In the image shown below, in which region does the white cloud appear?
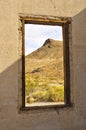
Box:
[25,24,63,55]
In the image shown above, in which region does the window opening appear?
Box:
[21,17,70,109]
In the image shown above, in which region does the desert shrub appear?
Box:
[40,81,49,90]
[26,90,48,103]
[26,75,64,103]
[49,77,57,80]
[31,91,47,102]
[27,96,35,103]
[47,86,64,102]
[25,75,41,95]
[26,86,64,103]
[33,76,40,87]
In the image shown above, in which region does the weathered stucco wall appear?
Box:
[0,0,86,130]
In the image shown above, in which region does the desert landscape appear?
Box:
[25,38,64,105]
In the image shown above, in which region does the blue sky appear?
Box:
[25,24,63,55]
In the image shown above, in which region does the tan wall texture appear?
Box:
[0,0,86,130]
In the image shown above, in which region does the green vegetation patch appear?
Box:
[25,75,64,103]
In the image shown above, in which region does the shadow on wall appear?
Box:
[0,58,22,110]
[0,58,63,130]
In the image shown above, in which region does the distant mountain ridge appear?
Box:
[26,38,63,59]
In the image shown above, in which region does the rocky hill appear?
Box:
[26,38,63,59]
[25,38,64,84]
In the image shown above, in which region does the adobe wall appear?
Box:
[0,1,86,130]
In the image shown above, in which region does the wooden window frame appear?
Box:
[20,16,71,110]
